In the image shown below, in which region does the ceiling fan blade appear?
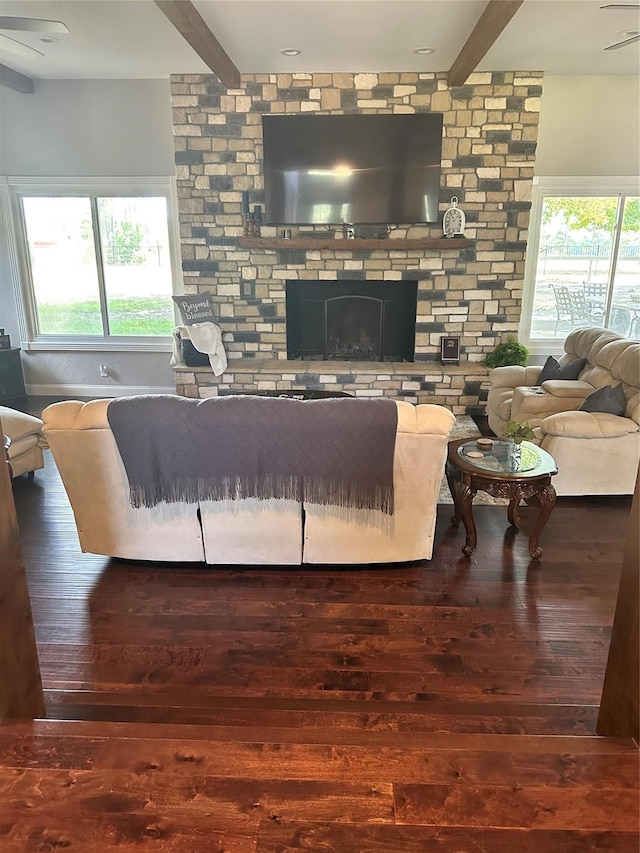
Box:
[605,33,640,49]
[0,33,44,59]
[600,4,640,8]
[0,16,69,34]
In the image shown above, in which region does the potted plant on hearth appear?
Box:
[485,336,530,368]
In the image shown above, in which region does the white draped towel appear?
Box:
[171,322,228,376]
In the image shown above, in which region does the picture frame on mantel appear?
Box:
[441,336,460,364]
[0,329,11,350]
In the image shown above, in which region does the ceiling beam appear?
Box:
[0,63,34,94]
[154,0,241,89]
[448,0,524,87]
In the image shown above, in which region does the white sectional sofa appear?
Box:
[486,328,640,496]
[42,397,455,565]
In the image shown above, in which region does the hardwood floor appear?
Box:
[1,452,637,851]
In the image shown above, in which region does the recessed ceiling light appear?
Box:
[280,48,301,56]
[414,47,435,55]
[40,36,58,44]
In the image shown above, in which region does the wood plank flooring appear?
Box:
[2,450,637,851]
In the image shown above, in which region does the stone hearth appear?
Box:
[173,359,489,415]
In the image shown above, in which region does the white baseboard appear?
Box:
[26,383,176,398]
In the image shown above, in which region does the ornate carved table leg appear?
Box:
[507,497,520,528]
[458,478,477,557]
[445,463,461,526]
[528,482,557,559]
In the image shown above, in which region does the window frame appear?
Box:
[2,176,183,352]
[519,175,640,356]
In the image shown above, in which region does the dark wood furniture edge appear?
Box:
[597,474,639,739]
[0,347,28,412]
[0,415,44,721]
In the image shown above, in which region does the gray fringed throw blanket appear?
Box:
[107,395,398,515]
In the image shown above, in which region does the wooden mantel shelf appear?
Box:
[237,237,470,251]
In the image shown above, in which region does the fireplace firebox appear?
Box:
[286,280,417,361]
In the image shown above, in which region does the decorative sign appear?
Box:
[172,294,216,326]
[441,336,460,364]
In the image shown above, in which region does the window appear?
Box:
[5,178,182,351]
[520,178,640,349]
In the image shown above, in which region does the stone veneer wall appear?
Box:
[170,70,542,413]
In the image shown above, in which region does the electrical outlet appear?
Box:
[99,364,109,378]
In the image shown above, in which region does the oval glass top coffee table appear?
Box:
[445,438,558,559]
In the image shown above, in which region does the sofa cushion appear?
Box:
[605,340,640,386]
[559,357,588,380]
[594,339,637,376]
[541,410,640,439]
[0,406,44,442]
[511,386,581,421]
[536,356,560,384]
[580,363,619,390]
[539,379,594,399]
[492,388,520,422]
[536,356,587,384]
[8,433,39,460]
[488,364,540,389]
[563,327,621,363]
[579,383,627,416]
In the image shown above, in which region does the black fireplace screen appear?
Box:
[286,280,417,361]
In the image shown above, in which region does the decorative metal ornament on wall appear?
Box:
[442,196,466,238]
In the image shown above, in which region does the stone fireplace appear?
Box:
[285,280,417,362]
[169,69,543,413]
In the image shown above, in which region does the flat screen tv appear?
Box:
[262,113,443,226]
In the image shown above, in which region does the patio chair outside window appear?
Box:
[550,284,592,333]
[583,281,607,304]
[584,280,638,336]
[583,281,607,316]
[571,289,604,324]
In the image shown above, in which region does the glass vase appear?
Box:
[508,440,522,470]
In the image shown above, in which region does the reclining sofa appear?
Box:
[487,327,640,495]
[0,405,46,478]
[42,396,455,565]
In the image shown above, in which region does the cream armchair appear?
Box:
[486,328,640,496]
[0,405,46,478]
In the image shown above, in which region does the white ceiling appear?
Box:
[0,0,639,82]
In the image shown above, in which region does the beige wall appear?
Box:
[536,76,640,176]
[0,79,175,177]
